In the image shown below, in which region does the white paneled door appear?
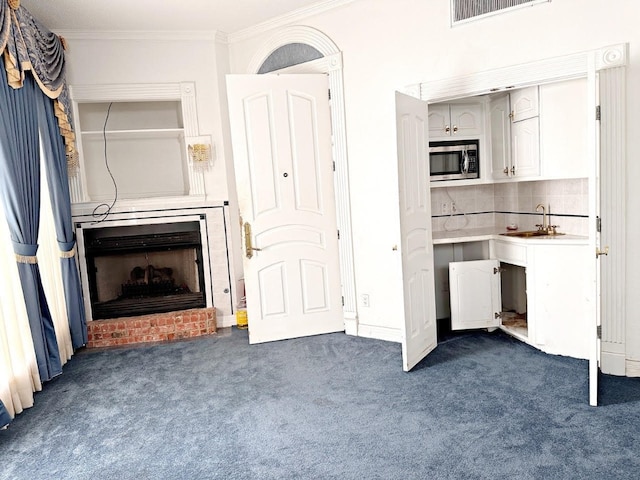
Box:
[226,74,344,344]
[395,92,438,371]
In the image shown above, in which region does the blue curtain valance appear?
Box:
[0,0,76,174]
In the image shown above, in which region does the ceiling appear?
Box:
[19,0,334,35]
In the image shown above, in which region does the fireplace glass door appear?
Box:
[82,221,206,319]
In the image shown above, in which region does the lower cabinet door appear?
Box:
[449,259,502,331]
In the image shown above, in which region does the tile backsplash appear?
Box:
[431,178,589,236]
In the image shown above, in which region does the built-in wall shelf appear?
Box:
[69,82,205,204]
[80,128,185,139]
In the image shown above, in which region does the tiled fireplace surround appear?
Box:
[73,204,234,349]
[430,178,589,235]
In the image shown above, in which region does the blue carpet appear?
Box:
[1,328,639,479]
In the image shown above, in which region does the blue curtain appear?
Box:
[0,399,10,428]
[37,87,88,350]
[0,66,62,381]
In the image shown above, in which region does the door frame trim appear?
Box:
[246,26,359,334]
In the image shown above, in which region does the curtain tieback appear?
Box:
[59,245,76,259]
[12,242,38,264]
[15,253,37,264]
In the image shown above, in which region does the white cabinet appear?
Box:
[539,78,589,179]
[511,117,540,178]
[434,241,490,321]
[449,259,501,331]
[489,94,511,179]
[510,86,539,122]
[448,238,591,359]
[526,244,591,359]
[489,88,540,180]
[429,102,484,138]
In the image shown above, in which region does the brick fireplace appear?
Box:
[86,308,216,348]
[73,205,236,348]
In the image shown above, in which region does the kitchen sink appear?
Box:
[500,230,565,238]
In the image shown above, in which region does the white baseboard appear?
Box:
[601,351,626,376]
[625,359,640,377]
[357,324,401,343]
[344,317,358,336]
[217,314,236,328]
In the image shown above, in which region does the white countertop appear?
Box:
[432,227,589,245]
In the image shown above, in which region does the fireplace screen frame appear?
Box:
[76,215,213,321]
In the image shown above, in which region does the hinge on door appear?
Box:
[596,105,601,121]
[328,89,331,100]
[333,161,336,172]
[495,312,503,319]
[337,229,340,240]
[596,216,601,233]
[597,325,602,339]
[493,267,505,274]
[342,296,344,306]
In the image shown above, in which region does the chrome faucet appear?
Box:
[535,203,548,232]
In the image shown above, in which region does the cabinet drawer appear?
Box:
[493,241,527,266]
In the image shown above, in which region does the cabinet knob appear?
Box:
[503,167,509,175]
[511,166,516,175]
[445,125,450,133]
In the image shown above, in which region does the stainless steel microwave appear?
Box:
[429,139,479,181]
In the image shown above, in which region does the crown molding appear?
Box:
[54,30,220,42]
[228,0,357,44]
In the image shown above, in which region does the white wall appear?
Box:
[227,0,640,356]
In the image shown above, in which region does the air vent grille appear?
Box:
[452,0,550,24]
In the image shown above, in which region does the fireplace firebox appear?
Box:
[82,220,206,320]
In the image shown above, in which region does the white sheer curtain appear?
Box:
[0,150,74,421]
[0,205,41,418]
[38,156,74,363]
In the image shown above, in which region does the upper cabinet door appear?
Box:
[512,117,540,178]
[489,94,512,180]
[428,103,451,137]
[428,102,484,138]
[510,86,539,122]
[449,103,484,137]
[539,78,588,179]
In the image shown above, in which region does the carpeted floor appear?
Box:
[1,328,639,479]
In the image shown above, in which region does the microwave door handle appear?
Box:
[461,150,469,174]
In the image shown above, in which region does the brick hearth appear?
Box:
[86,308,216,348]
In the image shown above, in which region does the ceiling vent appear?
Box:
[451,0,550,25]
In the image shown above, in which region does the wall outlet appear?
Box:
[441,201,450,215]
[360,294,370,307]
